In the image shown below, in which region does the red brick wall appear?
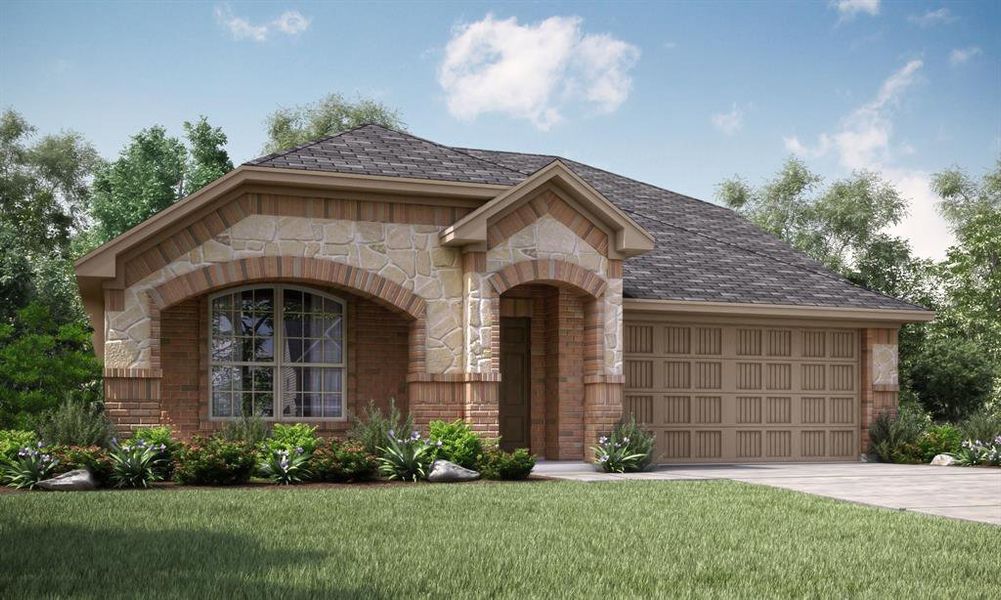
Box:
[860,327,900,453]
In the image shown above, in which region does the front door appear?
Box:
[499,318,530,451]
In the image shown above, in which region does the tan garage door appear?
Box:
[623,321,859,463]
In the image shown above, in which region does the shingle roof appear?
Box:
[247,125,927,312]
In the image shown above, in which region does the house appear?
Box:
[74,125,933,463]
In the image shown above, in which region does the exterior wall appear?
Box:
[860,327,901,453]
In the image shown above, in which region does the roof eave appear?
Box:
[622,298,935,324]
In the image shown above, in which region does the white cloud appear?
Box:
[437,14,639,130]
[831,0,880,20]
[949,46,982,66]
[214,5,311,42]
[907,8,955,27]
[711,104,744,135]
[783,134,832,158]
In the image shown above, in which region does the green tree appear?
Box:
[932,159,1001,231]
[907,336,996,422]
[183,116,233,194]
[264,92,405,153]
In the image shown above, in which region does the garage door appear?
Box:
[623,321,859,463]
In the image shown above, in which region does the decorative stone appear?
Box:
[322,221,354,244]
[277,217,316,240]
[358,245,389,271]
[386,226,412,250]
[440,270,463,297]
[37,469,97,491]
[231,215,276,241]
[355,222,384,243]
[930,454,956,466]
[202,239,233,262]
[427,460,480,483]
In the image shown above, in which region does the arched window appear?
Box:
[209,285,345,420]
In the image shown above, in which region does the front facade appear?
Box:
[76,125,932,462]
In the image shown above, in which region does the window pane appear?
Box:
[279,366,343,418]
[281,289,343,365]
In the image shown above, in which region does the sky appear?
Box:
[1,0,999,260]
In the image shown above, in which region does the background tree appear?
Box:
[932,159,1001,232]
[183,116,233,194]
[263,92,405,153]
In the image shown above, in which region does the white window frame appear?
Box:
[207,284,347,422]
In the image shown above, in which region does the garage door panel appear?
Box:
[624,321,860,463]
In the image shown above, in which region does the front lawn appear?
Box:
[1,481,996,598]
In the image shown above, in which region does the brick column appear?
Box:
[104,368,162,436]
[860,327,901,454]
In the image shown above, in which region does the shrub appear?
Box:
[952,437,1001,467]
[259,448,311,485]
[869,404,929,463]
[107,439,165,489]
[262,423,319,456]
[916,424,962,462]
[959,410,1001,444]
[36,399,114,448]
[377,430,432,482]
[218,416,270,447]
[428,419,483,469]
[49,445,112,485]
[310,440,377,483]
[907,337,996,422]
[0,429,37,461]
[349,399,412,455]
[477,447,535,480]
[593,417,655,473]
[1,442,58,489]
[174,437,256,486]
[130,426,178,480]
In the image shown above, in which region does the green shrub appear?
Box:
[377,430,432,482]
[130,426,178,480]
[428,419,483,469]
[218,416,270,447]
[593,417,655,473]
[107,439,165,489]
[259,448,311,485]
[1,442,58,489]
[49,445,112,485]
[959,409,1001,444]
[262,423,319,456]
[952,437,1001,467]
[174,437,256,486]
[310,440,377,483]
[907,337,996,422]
[36,399,114,448]
[0,429,37,461]
[869,405,929,463]
[477,448,535,480]
[916,424,962,462]
[349,399,412,455]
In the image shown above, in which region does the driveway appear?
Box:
[535,462,1001,525]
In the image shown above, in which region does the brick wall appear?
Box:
[860,327,900,453]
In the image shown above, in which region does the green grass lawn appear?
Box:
[1,480,997,599]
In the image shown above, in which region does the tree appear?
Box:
[183,116,233,194]
[264,93,405,153]
[907,336,996,422]
[932,159,1001,232]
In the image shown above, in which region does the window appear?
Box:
[209,285,345,420]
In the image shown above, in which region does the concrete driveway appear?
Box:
[535,462,1001,525]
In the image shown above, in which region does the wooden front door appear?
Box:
[499,317,530,451]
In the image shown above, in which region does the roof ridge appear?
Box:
[246,122,375,166]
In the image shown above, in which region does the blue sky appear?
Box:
[2,0,998,259]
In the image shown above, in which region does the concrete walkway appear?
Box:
[534,461,1001,525]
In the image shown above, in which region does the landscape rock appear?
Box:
[37,469,97,491]
[427,460,479,483]
[930,454,956,466]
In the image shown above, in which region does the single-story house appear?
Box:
[75,124,933,463]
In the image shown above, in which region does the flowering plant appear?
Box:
[259,447,312,485]
[377,430,435,482]
[1,441,58,489]
[951,436,1001,467]
[108,438,166,488]
[592,417,655,473]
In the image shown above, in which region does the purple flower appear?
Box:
[598,436,608,444]
[410,431,420,441]
[387,429,395,439]
[36,440,43,448]
[295,447,304,455]
[436,440,443,448]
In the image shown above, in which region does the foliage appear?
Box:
[49,445,112,485]
[906,336,995,422]
[377,430,433,482]
[915,424,962,463]
[131,426,178,480]
[262,423,319,456]
[108,438,165,488]
[264,92,405,153]
[592,417,655,473]
[427,419,483,469]
[1,442,58,489]
[958,409,1001,444]
[0,303,102,429]
[951,437,1001,467]
[259,447,312,485]
[182,116,233,194]
[0,429,37,461]
[174,436,256,486]
[931,159,1001,233]
[868,405,930,464]
[348,399,412,455]
[477,447,535,480]
[36,398,114,448]
[218,416,271,447]
[309,439,377,483]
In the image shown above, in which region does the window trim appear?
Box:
[207,284,348,422]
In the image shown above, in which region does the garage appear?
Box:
[623,319,860,463]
